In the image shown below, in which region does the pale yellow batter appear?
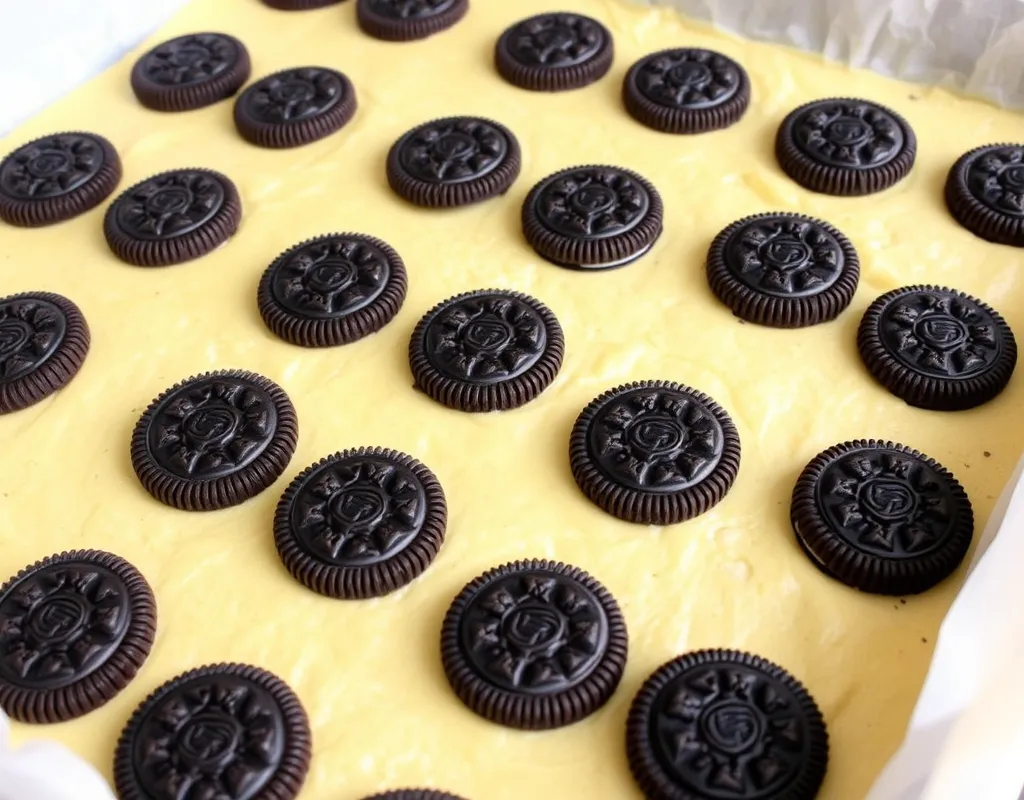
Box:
[2,0,1024,797]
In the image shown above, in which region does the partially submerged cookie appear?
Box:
[0,292,90,414]
[262,0,342,7]
[522,164,663,269]
[776,97,916,195]
[857,284,1017,411]
[387,116,521,208]
[623,48,750,134]
[258,233,408,347]
[234,66,357,148]
[0,550,156,723]
[357,0,469,41]
[103,168,242,266]
[945,143,1024,247]
[130,33,251,112]
[130,369,298,511]
[791,439,974,595]
[409,289,564,412]
[706,211,860,327]
[440,559,628,729]
[363,792,468,800]
[495,12,613,92]
[570,380,741,525]
[114,663,311,800]
[626,649,829,800]
[0,132,121,227]
[274,447,447,599]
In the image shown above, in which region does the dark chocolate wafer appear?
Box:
[409,289,564,412]
[363,792,468,800]
[857,284,1017,411]
[706,211,860,327]
[258,233,408,347]
[570,380,741,525]
[274,447,447,599]
[945,143,1024,247]
[114,663,311,800]
[0,550,156,723]
[103,167,241,266]
[441,559,628,730]
[131,32,251,112]
[791,439,974,594]
[495,12,613,92]
[776,97,916,195]
[130,369,298,511]
[0,132,121,227]
[234,66,357,148]
[357,0,468,41]
[262,0,343,7]
[0,291,90,414]
[623,48,750,133]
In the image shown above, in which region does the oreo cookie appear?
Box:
[626,649,829,800]
[0,550,156,724]
[706,212,860,327]
[0,292,90,414]
[791,440,974,594]
[262,0,342,7]
[440,559,628,729]
[495,13,613,92]
[114,663,311,800]
[387,116,521,208]
[130,33,251,112]
[945,143,1024,247]
[356,0,468,41]
[623,48,750,134]
[522,164,663,269]
[258,233,408,347]
[103,168,241,267]
[776,97,916,195]
[857,284,1017,411]
[274,447,447,599]
[570,380,741,525]
[363,792,468,800]
[409,289,564,412]
[130,369,298,511]
[234,66,357,148]
[0,132,121,227]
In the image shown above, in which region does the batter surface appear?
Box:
[2,0,1024,797]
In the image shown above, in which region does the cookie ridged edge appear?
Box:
[944,142,1024,247]
[356,0,469,41]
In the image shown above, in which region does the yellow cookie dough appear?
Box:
[2,0,1024,797]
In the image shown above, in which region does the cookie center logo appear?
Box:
[306,259,356,294]
[570,185,617,216]
[329,485,388,526]
[668,61,712,89]
[26,150,71,179]
[26,594,87,644]
[146,186,193,216]
[0,320,31,359]
[170,44,213,69]
[502,603,567,654]
[859,478,917,522]
[628,416,687,456]
[761,236,812,270]
[183,404,241,447]
[434,132,478,161]
[700,701,763,755]
[825,116,872,147]
[271,79,315,105]
[462,318,514,353]
[914,315,968,350]
[177,713,242,770]
[1001,164,1024,190]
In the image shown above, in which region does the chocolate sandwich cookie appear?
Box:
[364,792,468,800]
[387,116,521,208]
[522,164,663,269]
[570,380,741,525]
[131,33,251,112]
[0,292,90,414]
[623,48,750,134]
[706,211,860,327]
[114,663,311,800]
[776,97,916,195]
[0,132,121,227]
[103,168,241,266]
[791,440,974,595]
[262,0,342,7]
[945,143,1024,247]
[626,649,829,800]
[356,0,468,41]
[234,66,357,148]
[495,12,613,92]
[131,369,298,511]
[275,447,447,599]
[409,289,564,412]
[258,233,408,347]
[441,559,628,729]
[857,284,1017,411]
[0,550,156,724]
